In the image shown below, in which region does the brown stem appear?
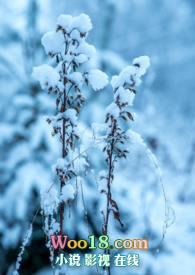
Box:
[104,119,116,275]
[60,202,64,235]
[60,74,67,235]
[104,119,116,233]
[104,144,113,235]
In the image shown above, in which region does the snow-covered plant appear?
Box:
[33,13,108,255]
[93,56,150,273]
[13,224,33,275]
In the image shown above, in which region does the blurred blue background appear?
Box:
[0,0,194,274]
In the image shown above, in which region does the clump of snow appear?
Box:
[68,72,83,88]
[87,69,109,91]
[133,55,151,77]
[114,86,135,106]
[111,65,136,89]
[32,65,60,90]
[76,42,96,59]
[41,31,64,55]
[55,158,67,170]
[57,14,73,32]
[64,108,78,124]
[70,29,81,41]
[61,184,75,203]
[111,56,150,90]
[71,14,93,33]
[106,102,120,118]
[74,54,88,64]
[41,186,59,215]
[52,109,78,126]
[57,13,92,34]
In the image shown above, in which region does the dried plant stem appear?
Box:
[104,127,115,235]
[60,82,67,235]
[103,121,116,275]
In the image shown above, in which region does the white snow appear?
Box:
[114,86,135,106]
[41,31,64,55]
[71,13,93,33]
[88,69,108,91]
[111,65,136,89]
[76,42,96,58]
[133,55,151,77]
[49,221,60,234]
[57,13,92,34]
[74,54,88,64]
[110,75,119,89]
[55,158,67,170]
[70,29,81,41]
[41,185,59,215]
[32,65,60,90]
[68,72,83,88]
[56,14,73,32]
[105,102,120,118]
[61,184,75,202]
[13,224,33,275]
[64,108,78,124]
[111,56,150,89]
[74,157,89,174]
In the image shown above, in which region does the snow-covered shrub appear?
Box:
[33,13,108,262]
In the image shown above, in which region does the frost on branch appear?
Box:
[13,224,33,275]
[41,185,59,216]
[32,13,108,262]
